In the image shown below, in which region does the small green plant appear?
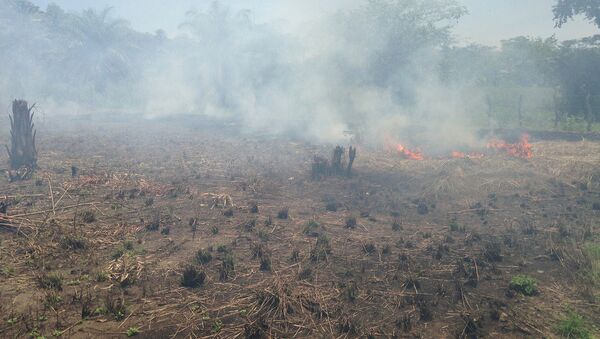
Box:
[7,317,17,325]
[28,328,44,339]
[555,312,591,339]
[95,271,108,282]
[52,329,62,337]
[126,327,140,337]
[181,266,206,288]
[94,306,107,315]
[196,249,213,265]
[509,275,538,296]
[211,225,219,235]
[44,292,63,308]
[217,245,229,254]
[392,220,402,231]
[212,319,223,333]
[1,265,14,277]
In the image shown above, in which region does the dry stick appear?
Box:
[1,194,45,200]
[52,184,71,210]
[10,202,98,218]
[47,177,56,215]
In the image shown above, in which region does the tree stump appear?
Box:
[6,100,37,181]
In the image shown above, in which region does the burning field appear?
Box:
[0,118,599,338]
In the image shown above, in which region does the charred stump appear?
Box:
[311,145,357,179]
[311,156,330,180]
[331,146,345,176]
[6,100,37,181]
[346,146,356,176]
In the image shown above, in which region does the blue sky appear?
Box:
[31,0,598,45]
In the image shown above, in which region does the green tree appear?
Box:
[554,0,600,28]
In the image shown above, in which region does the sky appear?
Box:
[30,0,599,45]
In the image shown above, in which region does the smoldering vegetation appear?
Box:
[0,0,474,147]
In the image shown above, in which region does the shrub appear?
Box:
[509,275,538,296]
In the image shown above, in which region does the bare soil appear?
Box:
[0,117,598,338]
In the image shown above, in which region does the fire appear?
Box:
[394,143,424,160]
[487,134,533,159]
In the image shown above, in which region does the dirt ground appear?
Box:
[0,116,599,338]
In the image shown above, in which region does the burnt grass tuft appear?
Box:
[277,207,289,219]
[181,266,206,288]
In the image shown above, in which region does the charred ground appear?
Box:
[0,117,599,338]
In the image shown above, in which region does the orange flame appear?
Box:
[394,144,424,160]
[487,134,533,159]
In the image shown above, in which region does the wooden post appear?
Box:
[6,100,37,180]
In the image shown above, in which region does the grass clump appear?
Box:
[303,220,321,237]
[196,249,213,265]
[509,275,538,296]
[60,236,86,251]
[219,255,235,281]
[37,273,63,291]
[310,235,332,262]
[181,266,206,288]
[81,210,96,223]
[555,312,591,339]
[259,255,272,272]
[277,207,289,219]
[345,217,357,229]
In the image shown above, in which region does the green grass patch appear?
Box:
[555,312,591,339]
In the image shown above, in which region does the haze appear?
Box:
[31,0,598,44]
